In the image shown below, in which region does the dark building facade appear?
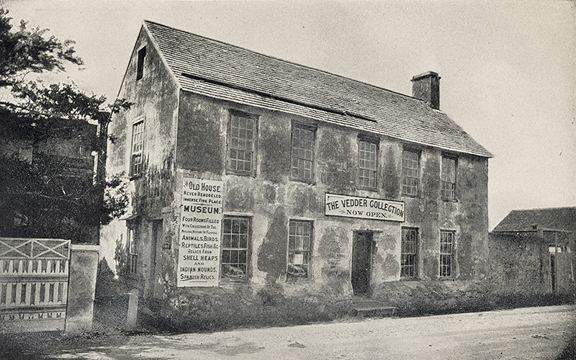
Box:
[0,105,98,242]
[100,21,493,319]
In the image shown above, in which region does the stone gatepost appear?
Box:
[65,244,100,334]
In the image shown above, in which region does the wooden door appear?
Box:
[352,232,373,296]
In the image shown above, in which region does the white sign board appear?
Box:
[177,178,223,287]
[325,193,405,222]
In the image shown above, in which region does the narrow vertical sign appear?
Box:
[177,178,223,287]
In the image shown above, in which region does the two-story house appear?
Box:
[100,21,492,321]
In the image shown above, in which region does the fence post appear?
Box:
[126,289,139,330]
[65,244,100,335]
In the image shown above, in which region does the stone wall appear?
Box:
[141,91,490,322]
[100,24,180,284]
[99,28,492,327]
[488,233,550,295]
[488,232,576,297]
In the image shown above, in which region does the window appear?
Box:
[221,217,250,279]
[227,112,257,175]
[402,149,420,196]
[127,226,138,274]
[358,138,378,189]
[130,120,144,175]
[291,125,315,182]
[441,156,457,200]
[136,46,146,80]
[401,228,418,279]
[287,220,312,279]
[440,230,455,277]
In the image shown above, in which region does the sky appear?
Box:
[4,0,575,230]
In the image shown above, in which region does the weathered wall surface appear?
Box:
[100,46,490,323]
[147,92,491,317]
[99,26,180,301]
[488,233,550,295]
[488,232,575,296]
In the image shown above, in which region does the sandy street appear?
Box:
[13,305,576,360]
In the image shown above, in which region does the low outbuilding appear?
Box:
[490,207,575,296]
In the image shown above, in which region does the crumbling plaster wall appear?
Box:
[487,232,575,296]
[488,233,550,295]
[100,26,179,302]
[162,91,489,304]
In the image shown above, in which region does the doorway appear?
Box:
[352,231,374,296]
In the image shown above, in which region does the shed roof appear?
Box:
[492,207,576,233]
[143,21,492,158]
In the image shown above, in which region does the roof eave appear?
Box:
[179,88,493,159]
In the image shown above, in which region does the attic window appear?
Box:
[137,46,146,81]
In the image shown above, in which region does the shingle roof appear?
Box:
[143,21,492,158]
[492,207,576,233]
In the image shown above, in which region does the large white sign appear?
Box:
[177,178,223,287]
[325,193,405,222]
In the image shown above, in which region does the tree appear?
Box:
[0,9,130,243]
[0,8,82,87]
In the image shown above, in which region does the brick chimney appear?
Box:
[411,71,440,110]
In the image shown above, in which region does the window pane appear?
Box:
[239,250,247,264]
[291,126,315,181]
[440,230,454,277]
[221,217,250,279]
[131,121,144,175]
[287,220,313,279]
[232,219,240,234]
[358,140,377,189]
[402,150,419,196]
[231,250,239,264]
[401,228,418,279]
[222,250,231,263]
[228,114,256,173]
[223,235,231,248]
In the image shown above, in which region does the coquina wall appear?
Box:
[99,26,491,326]
[488,231,575,297]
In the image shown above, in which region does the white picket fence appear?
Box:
[0,238,70,333]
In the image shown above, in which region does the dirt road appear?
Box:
[10,305,576,359]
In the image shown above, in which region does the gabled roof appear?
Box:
[492,207,576,233]
[143,21,492,158]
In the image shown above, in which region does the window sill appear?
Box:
[129,173,144,181]
[290,178,315,185]
[442,198,459,203]
[286,274,311,282]
[357,187,378,192]
[402,194,420,199]
[226,170,255,177]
